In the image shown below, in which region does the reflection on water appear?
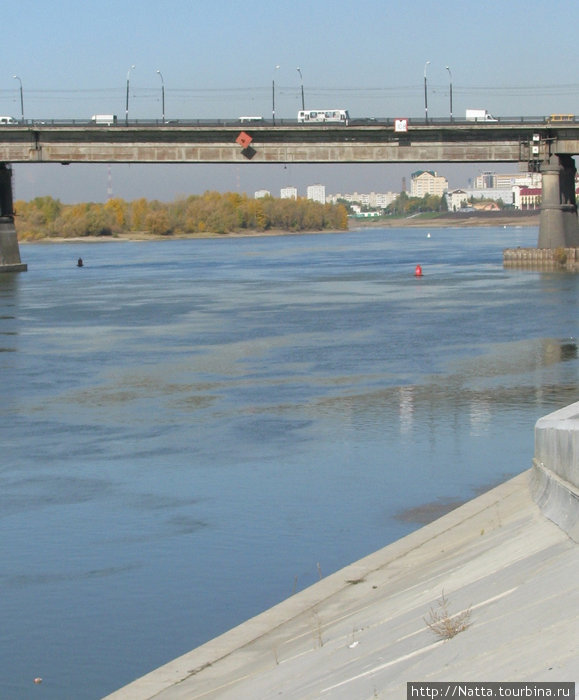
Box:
[1,227,579,699]
[398,386,415,434]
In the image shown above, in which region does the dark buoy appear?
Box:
[77,257,83,267]
[414,264,423,277]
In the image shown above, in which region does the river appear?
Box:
[1,226,577,699]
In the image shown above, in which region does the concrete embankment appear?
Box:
[104,404,579,699]
[503,246,579,270]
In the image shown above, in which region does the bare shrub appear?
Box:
[554,247,568,266]
[424,590,471,639]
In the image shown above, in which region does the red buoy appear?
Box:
[414,264,423,277]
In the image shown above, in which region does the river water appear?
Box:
[1,226,578,699]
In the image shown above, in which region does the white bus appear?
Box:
[297,109,349,125]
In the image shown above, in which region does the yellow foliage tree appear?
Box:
[104,198,127,229]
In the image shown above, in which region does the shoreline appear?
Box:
[19,213,540,244]
[351,212,540,229]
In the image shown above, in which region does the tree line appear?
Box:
[14,192,349,240]
[385,192,448,215]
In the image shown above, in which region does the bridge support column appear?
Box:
[0,163,26,272]
[538,155,579,248]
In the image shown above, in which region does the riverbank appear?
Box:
[18,228,349,244]
[103,468,579,700]
[19,212,540,244]
[351,211,540,229]
[104,401,579,699]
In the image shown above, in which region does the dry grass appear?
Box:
[310,611,324,648]
[424,590,472,640]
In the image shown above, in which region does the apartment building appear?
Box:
[280,186,298,200]
[410,170,448,197]
[306,184,326,204]
[328,191,399,209]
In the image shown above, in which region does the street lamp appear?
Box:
[424,60,430,123]
[446,65,453,122]
[297,66,305,111]
[156,70,165,123]
[13,75,23,122]
[272,65,280,125]
[125,64,135,125]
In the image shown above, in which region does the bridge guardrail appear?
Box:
[0,116,571,128]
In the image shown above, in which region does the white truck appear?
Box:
[465,109,497,122]
[91,114,117,125]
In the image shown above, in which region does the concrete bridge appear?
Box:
[2,118,579,271]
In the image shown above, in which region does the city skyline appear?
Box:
[255,168,542,207]
[11,161,521,205]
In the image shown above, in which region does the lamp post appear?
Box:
[156,70,165,123]
[125,64,135,125]
[272,64,280,125]
[446,65,453,122]
[13,75,23,122]
[297,66,305,111]
[424,60,430,123]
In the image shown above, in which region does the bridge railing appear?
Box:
[0,116,570,128]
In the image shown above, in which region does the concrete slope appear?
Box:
[103,470,579,699]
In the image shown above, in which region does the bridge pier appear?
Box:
[0,163,26,272]
[538,154,579,248]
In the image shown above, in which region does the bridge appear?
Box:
[2,117,579,271]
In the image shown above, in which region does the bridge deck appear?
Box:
[0,121,577,163]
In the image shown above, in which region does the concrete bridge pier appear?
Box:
[0,163,26,273]
[538,154,579,248]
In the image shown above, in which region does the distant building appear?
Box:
[472,201,501,211]
[453,188,517,207]
[370,192,399,209]
[328,191,398,209]
[410,170,448,197]
[254,189,270,199]
[352,211,382,219]
[280,186,298,200]
[306,184,326,204]
[474,171,542,189]
[446,189,469,212]
[512,186,542,210]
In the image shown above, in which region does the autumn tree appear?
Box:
[14,191,349,239]
[104,198,128,230]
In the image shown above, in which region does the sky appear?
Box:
[5,0,579,203]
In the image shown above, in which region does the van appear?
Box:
[465,109,497,122]
[91,114,117,125]
[0,116,17,125]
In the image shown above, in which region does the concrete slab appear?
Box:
[103,470,579,699]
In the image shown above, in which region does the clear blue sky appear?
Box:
[5,0,579,202]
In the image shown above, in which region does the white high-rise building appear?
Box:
[306,184,326,204]
[280,186,298,199]
[254,190,270,199]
